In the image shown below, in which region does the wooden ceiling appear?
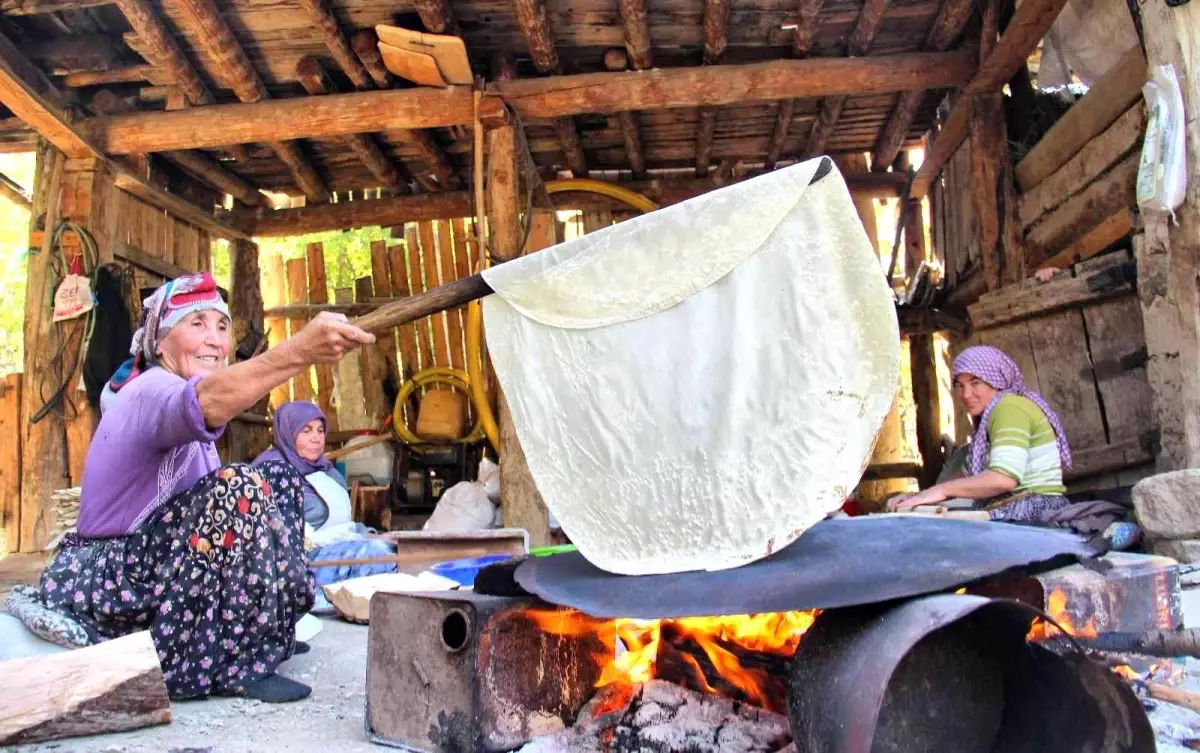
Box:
[0,0,981,209]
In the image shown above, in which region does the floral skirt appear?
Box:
[37,460,314,700]
[987,493,1069,523]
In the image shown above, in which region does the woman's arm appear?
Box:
[197,313,375,428]
[888,471,1017,511]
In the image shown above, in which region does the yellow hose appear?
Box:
[465,179,658,455]
[392,367,485,444]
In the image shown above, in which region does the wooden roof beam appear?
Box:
[296,55,405,191]
[299,0,373,91]
[873,0,975,168]
[620,0,654,70]
[413,0,456,33]
[62,64,157,88]
[0,0,109,15]
[114,0,212,106]
[511,0,588,177]
[173,0,329,203]
[0,30,247,239]
[767,0,823,170]
[910,0,1072,198]
[802,0,890,159]
[351,30,395,89]
[694,0,732,177]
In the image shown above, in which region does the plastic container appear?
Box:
[341,434,395,486]
[430,554,514,586]
[416,390,467,440]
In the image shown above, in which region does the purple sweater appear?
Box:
[77,367,225,538]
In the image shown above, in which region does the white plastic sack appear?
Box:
[1033,0,1138,89]
[424,457,500,532]
[481,159,901,576]
[1138,64,1187,219]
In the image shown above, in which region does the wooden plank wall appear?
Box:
[0,374,21,553]
[265,218,485,436]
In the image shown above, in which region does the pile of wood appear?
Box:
[519,680,792,753]
[44,487,81,550]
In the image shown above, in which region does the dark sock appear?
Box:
[244,674,311,703]
[293,641,311,655]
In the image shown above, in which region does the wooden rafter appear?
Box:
[298,0,372,91]
[351,29,395,89]
[0,30,247,239]
[163,149,265,207]
[295,55,404,191]
[620,0,654,70]
[617,111,646,178]
[413,0,455,33]
[694,0,732,177]
[114,0,212,106]
[0,0,107,12]
[767,0,822,170]
[873,0,975,168]
[910,0,1072,198]
[802,0,890,159]
[172,0,329,202]
[63,64,156,88]
[511,0,588,176]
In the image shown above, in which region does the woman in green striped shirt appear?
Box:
[887,346,1073,522]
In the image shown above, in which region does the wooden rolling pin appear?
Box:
[324,432,393,461]
[353,274,492,335]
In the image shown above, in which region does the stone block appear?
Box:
[1132,469,1200,539]
[1150,539,1200,564]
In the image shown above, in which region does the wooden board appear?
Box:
[968,267,1135,329]
[306,242,338,431]
[1024,309,1108,452]
[387,242,422,385]
[0,374,20,553]
[418,221,451,371]
[262,253,290,410]
[368,239,402,386]
[976,322,1041,395]
[1082,294,1154,446]
[333,287,371,431]
[285,257,314,403]
[354,276,391,424]
[433,220,465,372]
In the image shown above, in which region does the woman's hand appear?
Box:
[284,313,376,365]
[886,486,947,512]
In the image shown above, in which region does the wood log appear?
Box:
[0,168,30,208]
[250,191,473,236]
[512,0,560,73]
[268,140,330,203]
[0,631,171,745]
[617,111,646,179]
[173,0,267,103]
[351,29,395,89]
[63,64,157,88]
[1019,104,1144,229]
[162,149,264,207]
[295,56,404,190]
[702,0,732,64]
[1024,152,1139,266]
[604,47,629,71]
[83,88,505,155]
[968,264,1135,330]
[1146,682,1200,715]
[694,108,716,177]
[804,95,845,158]
[414,0,455,33]
[498,51,974,120]
[620,0,654,70]
[114,0,213,106]
[792,0,826,57]
[764,99,796,170]
[552,117,588,176]
[406,129,458,189]
[299,0,372,90]
[1035,209,1133,271]
[0,30,93,158]
[970,92,1024,290]
[873,90,924,171]
[0,0,107,13]
[487,124,522,261]
[909,0,1073,198]
[910,334,943,487]
[1015,46,1146,192]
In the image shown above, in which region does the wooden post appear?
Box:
[228,238,267,460]
[486,124,521,262]
[285,258,315,403]
[306,242,338,429]
[1133,2,1200,470]
[262,254,290,410]
[0,373,20,553]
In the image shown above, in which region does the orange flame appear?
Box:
[1027,587,1098,640]
[526,608,817,712]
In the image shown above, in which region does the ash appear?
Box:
[519,680,792,753]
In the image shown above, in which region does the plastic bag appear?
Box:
[1137,64,1187,219]
[424,458,499,532]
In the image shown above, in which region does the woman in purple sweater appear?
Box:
[30,272,373,703]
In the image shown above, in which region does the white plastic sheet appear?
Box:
[482,160,901,575]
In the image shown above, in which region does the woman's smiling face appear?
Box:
[953,373,999,417]
[156,310,231,380]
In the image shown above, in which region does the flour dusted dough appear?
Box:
[482,159,900,576]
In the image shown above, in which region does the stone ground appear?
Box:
[3,562,1200,752]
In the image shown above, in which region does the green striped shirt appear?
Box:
[985,394,1066,496]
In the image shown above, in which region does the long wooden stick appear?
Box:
[325,432,392,461]
[352,273,493,335]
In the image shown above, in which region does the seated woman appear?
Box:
[887,345,1073,522]
[27,273,373,704]
[252,401,397,613]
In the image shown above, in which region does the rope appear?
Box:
[469,99,541,266]
[29,219,99,425]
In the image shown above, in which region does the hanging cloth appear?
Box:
[481,159,901,576]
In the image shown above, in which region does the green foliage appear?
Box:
[0,153,36,376]
[254,227,391,300]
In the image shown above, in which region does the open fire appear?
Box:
[526,609,818,713]
[1026,586,1099,640]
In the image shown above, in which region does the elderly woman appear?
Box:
[887,345,1073,522]
[29,273,373,703]
[252,401,397,612]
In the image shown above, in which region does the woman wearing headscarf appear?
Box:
[887,345,1073,522]
[29,273,374,704]
[252,401,398,613]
